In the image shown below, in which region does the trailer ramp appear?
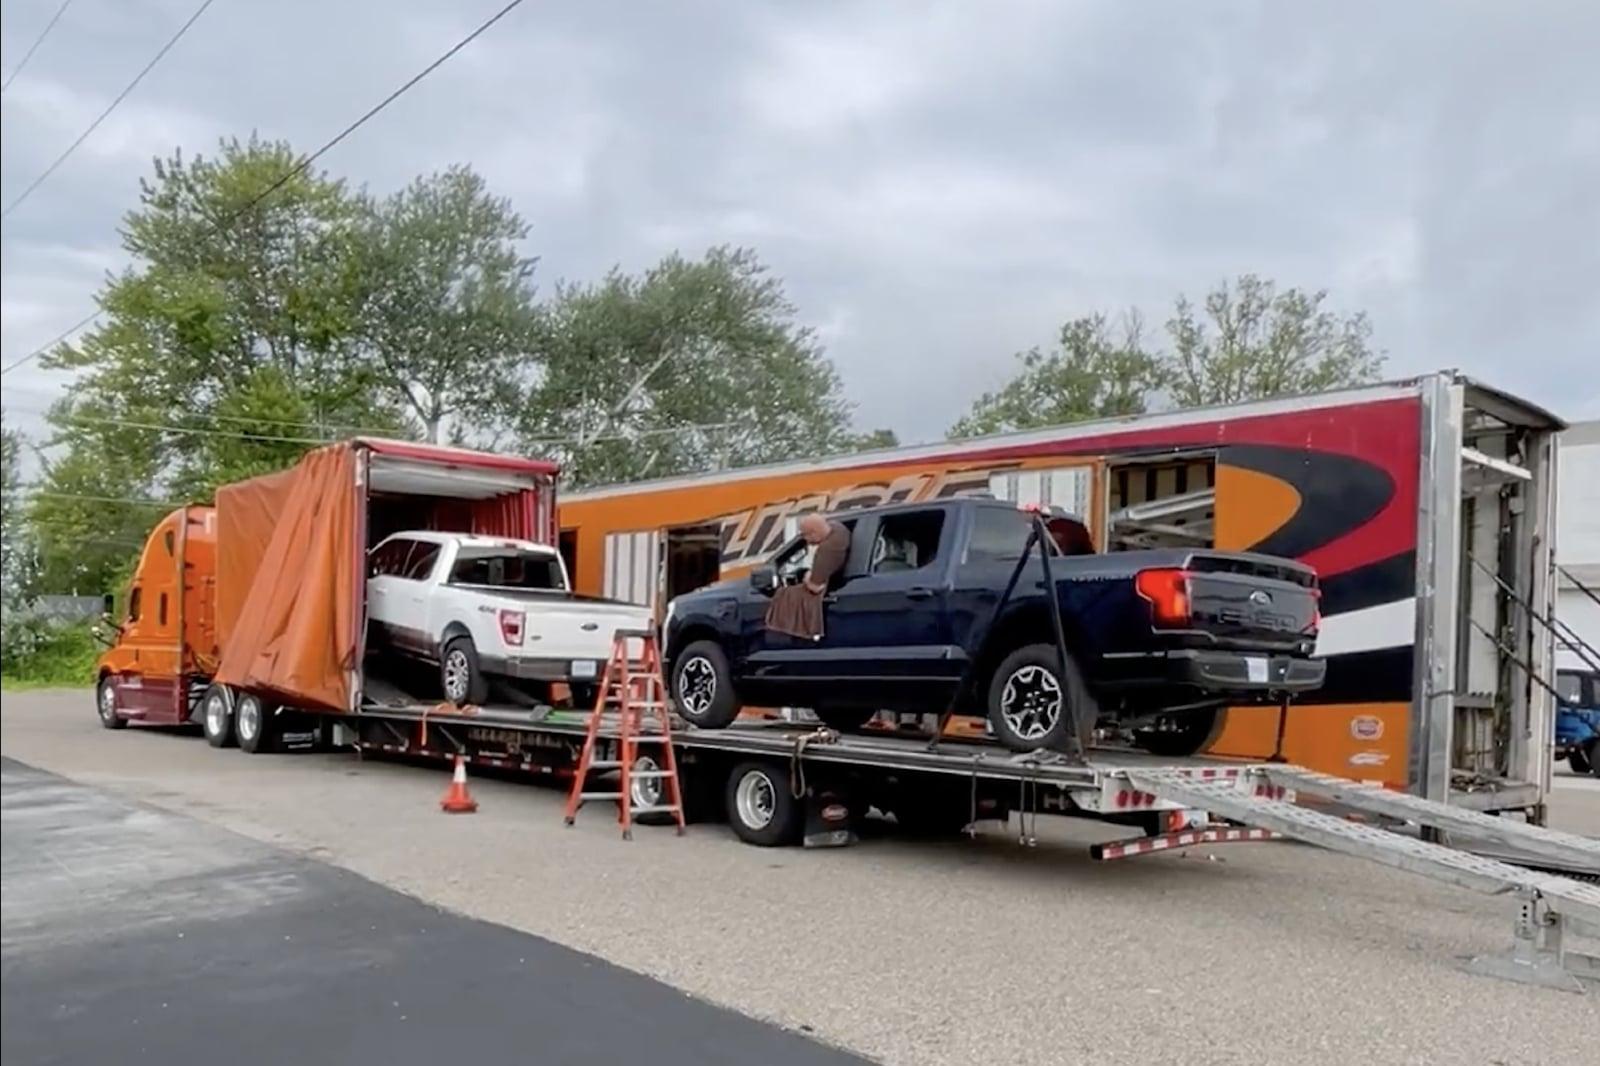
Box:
[1123,767,1600,993]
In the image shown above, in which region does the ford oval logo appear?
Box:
[581,622,598,631]
[1249,590,1272,606]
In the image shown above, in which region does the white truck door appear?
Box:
[603,530,662,612]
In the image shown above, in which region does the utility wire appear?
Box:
[0,0,528,376]
[0,0,74,94]
[2,0,219,219]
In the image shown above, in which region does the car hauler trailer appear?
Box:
[341,697,1599,991]
[557,370,1568,819]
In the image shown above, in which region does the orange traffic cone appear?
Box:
[440,755,478,814]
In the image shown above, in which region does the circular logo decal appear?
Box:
[1350,715,1385,741]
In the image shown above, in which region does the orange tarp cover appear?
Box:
[214,444,360,713]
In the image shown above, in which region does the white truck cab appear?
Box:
[366,531,652,705]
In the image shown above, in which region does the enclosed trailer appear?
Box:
[557,371,1565,816]
[95,438,559,729]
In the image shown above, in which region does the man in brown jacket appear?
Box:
[764,513,849,641]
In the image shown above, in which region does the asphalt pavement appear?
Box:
[0,757,863,1066]
[3,689,1597,1066]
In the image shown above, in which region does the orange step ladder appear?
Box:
[563,627,686,839]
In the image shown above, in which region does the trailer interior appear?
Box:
[355,447,558,708]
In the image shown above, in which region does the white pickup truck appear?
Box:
[365,531,653,706]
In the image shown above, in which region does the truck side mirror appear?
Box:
[750,566,778,594]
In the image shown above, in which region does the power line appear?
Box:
[0,0,74,94]
[7,488,180,508]
[0,0,529,378]
[2,0,219,219]
[0,307,101,376]
[229,0,529,222]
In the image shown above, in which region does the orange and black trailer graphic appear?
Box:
[560,395,1425,785]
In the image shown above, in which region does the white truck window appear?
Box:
[450,547,567,591]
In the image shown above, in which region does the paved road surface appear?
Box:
[3,689,1597,1065]
[1,758,862,1066]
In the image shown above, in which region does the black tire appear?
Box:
[202,684,235,748]
[812,707,879,733]
[671,640,740,729]
[235,692,279,754]
[985,643,1095,753]
[616,752,680,827]
[1132,707,1223,758]
[724,761,802,846]
[96,676,128,730]
[440,635,489,706]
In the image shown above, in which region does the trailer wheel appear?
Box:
[202,684,236,748]
[616,753,678,826]
[96,676,127,730]
[236,693,278,754]
[985,644,1094,753]
[812,707,878,733]
[440,636,489,706]
[671,641,740,729]
[1132,707,1222,758]
[724,761,802,846]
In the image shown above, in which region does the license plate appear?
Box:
[570,660,598,680]
[1246,657,1269,684]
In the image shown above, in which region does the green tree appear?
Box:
[355,167,539,443]
[522,247,860,487]
[1162,275,1384,407]
[1,416,33,605]
[950,313,1159,438]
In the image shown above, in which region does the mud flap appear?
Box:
[802,787,857,848]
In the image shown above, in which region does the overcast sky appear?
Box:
[3,0,1596,447]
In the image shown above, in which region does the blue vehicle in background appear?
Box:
[1555,668,1600,776]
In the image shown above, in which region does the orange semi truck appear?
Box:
[94,437,559,747]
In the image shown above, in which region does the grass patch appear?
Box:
[1,624,101,691]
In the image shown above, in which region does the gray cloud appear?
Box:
[3,0,1596,449]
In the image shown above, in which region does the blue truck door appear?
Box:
[821,507,960,700]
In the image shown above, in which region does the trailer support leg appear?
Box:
[1268,696,1291,764]
[1466,897,1595,993]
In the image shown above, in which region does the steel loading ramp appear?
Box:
[1123,767,1600,992]
[1257,765,1600,872]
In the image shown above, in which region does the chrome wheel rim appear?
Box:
[237,696,260,743]
[1000,665,1063,742]
[735,770,776,830]
[443,649,471,702]
[630,755,662,809]
[98,683,116,722]
[678,656,716,717]
[205,691,227,736]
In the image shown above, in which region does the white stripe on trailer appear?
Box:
[1093,827,1280,861]
[1313,597,1417,656]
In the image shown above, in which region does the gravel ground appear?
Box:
[4,689,1597,1066]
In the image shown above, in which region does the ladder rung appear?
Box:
[578,791,623,800]
[629,804,680,815]
[585,760,623,769]
[629,770,674,779]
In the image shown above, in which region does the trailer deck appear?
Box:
[340,696,1600,991]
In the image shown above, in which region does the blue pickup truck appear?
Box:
[1555,668,1600,776]
[663,498,1326,754]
